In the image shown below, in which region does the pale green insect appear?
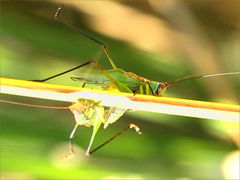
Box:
[0,97,133,157]
[65,99,137,157]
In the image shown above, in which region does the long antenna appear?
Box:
[0,99,69,109]
[55,5,117,69]
[167,72,240,86]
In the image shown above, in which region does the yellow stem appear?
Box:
[0,77,239,121]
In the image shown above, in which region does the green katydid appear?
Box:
[37,5,239,98]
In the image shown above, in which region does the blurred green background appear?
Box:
[1,1,239,179]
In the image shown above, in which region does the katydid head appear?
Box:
[155,82,169,96]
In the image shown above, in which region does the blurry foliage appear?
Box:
[0,1,239,179]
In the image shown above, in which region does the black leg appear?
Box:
[32,61,94,82]
[54,5,117,69]
[31,59,107,82]
[88,123,141,156]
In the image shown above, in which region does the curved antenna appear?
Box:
[55,5,117,69]
[167,72,240,86]
[0,99,69,110]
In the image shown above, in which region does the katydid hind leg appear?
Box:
[31,61,94,82]
[88,123,141,156]
[55,5,117,69]
[31,5,119,82]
